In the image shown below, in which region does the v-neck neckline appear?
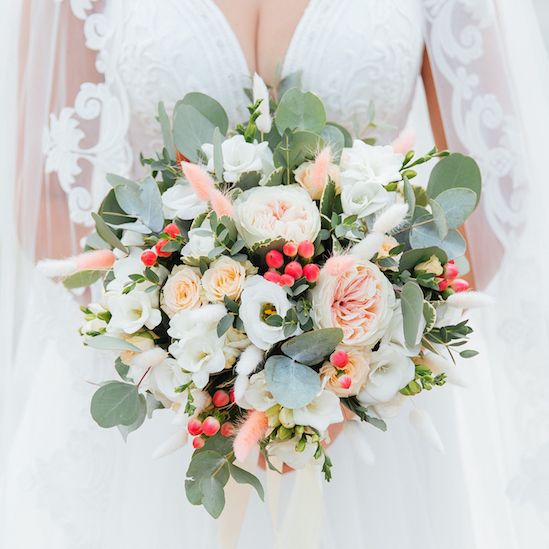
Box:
[204,0,316,80]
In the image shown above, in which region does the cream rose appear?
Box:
[319,346,371,397]
[414,255,444,276]
[294,161,340,200]
[311,259,395,347]
[201,256,246,303]
[161,266,202,318]
[234,186,321,247]
[120,334,155,366]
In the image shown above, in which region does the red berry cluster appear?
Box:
[264,241,320,287]
[436,260,469,293]
[140,223,181,267]
[188,389,236,449]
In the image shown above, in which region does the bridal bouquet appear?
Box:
[42,75,483,518]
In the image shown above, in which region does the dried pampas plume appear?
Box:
[391,127,417,155]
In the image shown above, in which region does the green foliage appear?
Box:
[433,187,477,230]
[340,397,387,431]
[213,126,224,181]
[91,212,128,253]
[91,381,141,428]
[63,270,103,289]
[86,335,142,352]
[177,92,229,136]
[117,393,147,441]
[400,282,425,349]
[173,104,216,163]
[99,188,136,225]
[228,462,265,501]
[275,88,326,134]
[158,101,176,160]
[281,328,343,366]
[409,224,466,260]
[234,170,262,191]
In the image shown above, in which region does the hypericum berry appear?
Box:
[213,390,230,408]
[443,262,459,280]
[192,436,205,449]
[229,388,235,403]
[303,263,320,283]
[297,240,315,259]
[264,270,282,285]
[339,375,352,389]
[187,418,203,436]
[202,416,221,437]
[437,278,450,292]
[330,350,349,369]
[266,249,284,269]
[451,278,470,292]
[141,250,157,267]
[220,422,235,437]
[285,261,303,280]
[155,238,172,257]
[280,274,295,287]
[283,242,298,257]
[163,223,180,238]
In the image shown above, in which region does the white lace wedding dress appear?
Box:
[2,1,549,548]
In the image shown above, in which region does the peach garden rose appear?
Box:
[161,265,202,318]
[319,346,371,397]
[201,256,247,303]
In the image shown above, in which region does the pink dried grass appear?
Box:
[311,146,332,188]
[233,410,268,462]
[323,255,356,277]
[181,161,215,201]
[75,250,117,271]
[391,127,417,155]
[209,188,234,217]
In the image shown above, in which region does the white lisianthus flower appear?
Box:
[168,310,227,389]
[237,371,277,411]
[357,345,415,406]
[340,180,395,219]
[239,276,301,350]
[292,390,344,432]
[80,318,107,339]
[181,219,215,257]
[149,358,192,406]
[202,135,275,183]
[267,436,318,469]
[372,393,408,419]
[162,182,208,220]
[106,291,162,334]
[381,301,426,357]
[234,185,321,248]
[253,72,272,134]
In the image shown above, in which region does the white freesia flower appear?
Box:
[293,390,344,432]
[357,345,415,406]
[253,72,272,133]
[162,182,208,220]
[267,435,318,469]
[202,135,274,183]
[237,371,277,411]
[234,185,321,248]
[239,276,301,350]
[382,301,426,357]
[80,318,107,339]
[372,393,408,419]
[106,291,162,334]
[168,310,227,389]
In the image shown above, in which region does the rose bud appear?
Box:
[285,261,303,280]
[339,375,352,390]
[264,270,282,284]
[451,278,470,292]
[202,416,221,437]
[303,263,320,283]
[220,422,235,437]
[213,390,230,408]
[297,240,315,259]
[163,223,180,238]
[443,262,459,280]
[437,278,450,292]
[192,436,205,449]
[330,350,349,369]
[283,242,298,257]
[141,250,157,267]
[266,249,284,269]
[155,238,172,257]
[187,418,203,436]
[280,274,295,287]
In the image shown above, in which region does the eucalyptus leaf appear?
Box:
[264,355,321,409]
[185,479,203,506]
[146,393,165,418]
[217,314,234,338]
[412,205,431,225]
[187,451,230,486]
[460,350,479,359]
[399,247,448,273]
[91,381,141,428]
[194,433,235,458]
[409,224,466,260]
[275,88,326,134]
[115,356,130,382]
[200,476,226,519]
[181,92,229,135]
[228,462,265,501]
[114,185,144,218]
[173,104,216,163]
[139,176,165,232]
[281,328,344,366]
[158,101,176,160]
[86,335,142,352]
[99,188,136,225]
[117,393,147,441]
[84,231,110,251]
[325,122,352,148]
[235,170,262,191]
[435,187,477,229]
[278,72,302,98]
[91,212,128,253]
[106,173,139,192]
[319,124,344,162]
[453,255,470,277]
[429,198,449,241]
[400,282,424,349]
[213,126,224,181]
[63,270,103,289]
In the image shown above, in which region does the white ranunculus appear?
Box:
[162,182,208,220]
[382,301,426,357]
[202,135,274,184]
[234,185,321,248]
[357,345,415,406]
[237,371,277,411]
[239,276,301,350]
[168,311,227,389]
[292,390,344,432]
[253,72,272,134]
[267,435,318,469]
[106,291,162,334]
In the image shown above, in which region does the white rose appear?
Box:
[357,345,415,406]
[181,220,215,257]
[237,371,277,412]
[340,181,395,219]
[202,135,274,184]
[201,256,247,303]
[292,390,344,432]
[106,291,162,334]
[162,182,208,220]
[239,276,301,350]
[161,265,202,318]
[382,301,426,357]
[267,435,318,469]
[234,186,321,248]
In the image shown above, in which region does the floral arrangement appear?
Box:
[39,74,485,518]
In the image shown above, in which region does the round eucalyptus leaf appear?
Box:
[399,247,448,274]
[281,328,344,366]
[185,479,203,506]
[117,393,147,441]
[429,198,449,241]
[265,355,321,409]
[173,104,216,163]
[434,187,477,229]
[325,122,352,148]
[319,124,345,162]
[187,450,230,486]
[99,188,136,225]
[62,270,103,289]
[199,476,226,519]
[400,282,424,349]
[180,92,229,136]
[139,176,164,232]
[409,223,466,260]
[275,88,326,134]
[91,381,141,428]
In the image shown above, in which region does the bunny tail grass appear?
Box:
[36,258,78,278]
[188,303,227,325]
[391,127,417,155]
[74,249,117,271]
[233,374,250,402]
[323,255,356,276]
[344,419,375,465]
[181,161,215,201]
[236,345,264,376]
[447,291,495,309]
[311,146,332,188]
[233,410,268,462]
[373,204,409,235]
[151,430,188,460]
[350,232,385,260]
[409,409,445,454]
[210,188,234,217]
[131,347,168,369]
